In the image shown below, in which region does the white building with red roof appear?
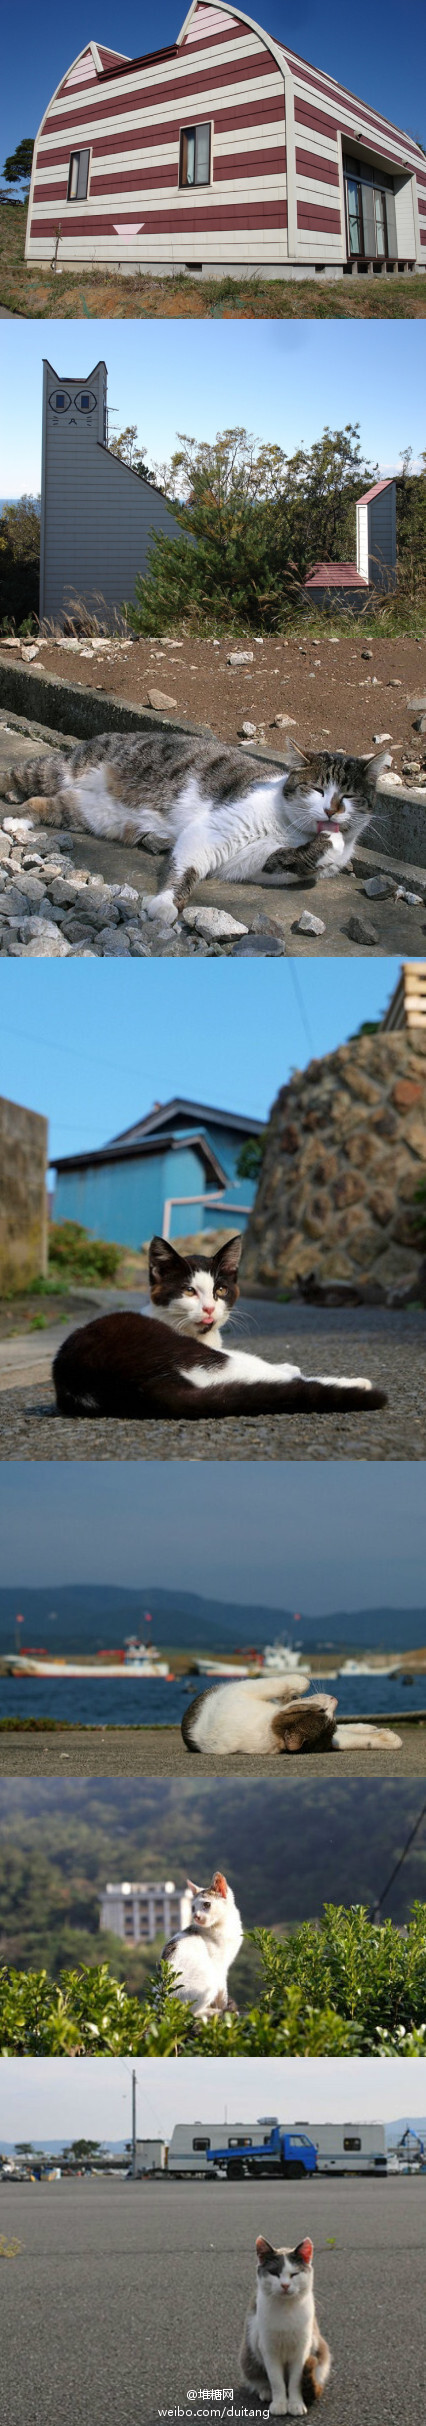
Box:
[303,476,397,608]
[26,3,426,275]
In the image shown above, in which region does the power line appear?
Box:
[369,1800,426,1920]
[287,962,315,1058]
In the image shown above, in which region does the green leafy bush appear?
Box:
[48,1222,121,1283]
[1,1907,426,2056]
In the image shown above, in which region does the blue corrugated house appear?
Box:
[52,1097,263,1249]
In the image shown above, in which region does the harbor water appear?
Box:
[0,1672,425,1728]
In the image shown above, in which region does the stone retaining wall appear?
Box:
[0,1095,48,1291]
[240,1030,426,1296]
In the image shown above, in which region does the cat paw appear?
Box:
[146,891,178,926]
[269,2403,288,2416]
[287,2403,306,2418]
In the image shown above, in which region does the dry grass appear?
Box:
[1,205,426,318]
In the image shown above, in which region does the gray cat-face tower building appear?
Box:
[40,357,180,625]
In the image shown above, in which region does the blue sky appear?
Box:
[0,2056,422,2140]
[0,1464,424,1609]
[1,0,425,175]
[0,958,400,1160]
[1,319,425,496]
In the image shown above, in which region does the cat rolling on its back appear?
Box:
[182,1674,402,1757]
[161,1870,243,2019]
[5,730,389,925]
[240,2236,331,2416]
[53,1233,388,1421]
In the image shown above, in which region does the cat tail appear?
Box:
[302,2333,332,2403]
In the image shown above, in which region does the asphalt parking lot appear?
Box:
[0,1724,425,1779]
[0,1304,425,1460]
[0,2177,424,2425]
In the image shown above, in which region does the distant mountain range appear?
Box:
[1,2122,425,2154]
[0,1587,425,1655]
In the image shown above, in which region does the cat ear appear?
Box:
[363,748,392,787]
[186,1878,201,1894]
[211,1235,242,1278]
[279,738,306,770]
[150,1235,185,1275]
[295,2240,313,2266]
[283,1723,306,1752]
[256,2238,274,2262]
[211,1871,228,1897]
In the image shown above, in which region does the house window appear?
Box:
[180,123,211,187]
[343,157,396,260]
[67,148,90,202]
[193,2137,210,2151]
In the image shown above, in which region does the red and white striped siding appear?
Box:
[28,16,287,264]
[283,41,424,258]
[26,7,426,266]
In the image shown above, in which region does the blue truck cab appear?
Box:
[206,2127,317,2180]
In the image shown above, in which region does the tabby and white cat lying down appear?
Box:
[53,1234,388,1420]
[182,1673,401,1757]
[6,730,390,926]
[240,2236,331,2416]
[161,1870,243,2018]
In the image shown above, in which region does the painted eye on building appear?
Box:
[74,390,97,413]
[48,390,71,413]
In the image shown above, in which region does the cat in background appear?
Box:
[240,2235,331,2416]
[5,730,390,925]
[182,1673,402,1757]
[161,1870,243,2019]
[53,1234,388,1420]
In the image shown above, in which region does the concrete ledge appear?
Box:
[0,658,210,744]
[0,659,423,874]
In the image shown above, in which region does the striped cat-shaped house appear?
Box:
[26,2,426,277]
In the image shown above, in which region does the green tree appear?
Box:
[109,425,155,482]
[2,139,34,197]
[0,494,40,632]
[236,1135,267,1182]
[125,422,380,634]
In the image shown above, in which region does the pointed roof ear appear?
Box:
[211,1234,242,1278]
[295,2239,313,2266]
[256,2238,274,2262]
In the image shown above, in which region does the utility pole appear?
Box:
[131,2069,137,2179]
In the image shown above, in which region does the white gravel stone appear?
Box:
[293,910,326,936]
[22,934,72,957]
[227,651,254,665]
[182,906,248,939]
[372,732,392,744]
[145,688,177,710]
[238,721,257,738]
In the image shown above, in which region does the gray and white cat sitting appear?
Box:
[182,1672,401,1757]
[161,1870,243,2019]
[5,729,389,926]
[240,2235,331,2416]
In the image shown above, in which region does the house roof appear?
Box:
[52,1129,228,1183]
[357,479,395,505]
[109,1096,264,1146]
[304,562,369,590]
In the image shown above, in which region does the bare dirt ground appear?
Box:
[8,630,426,756]
[0,1723,424,1778]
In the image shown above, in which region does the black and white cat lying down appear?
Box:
[53,1234,388,1420]
[182,1673,401,1757]
[6,730,390,926]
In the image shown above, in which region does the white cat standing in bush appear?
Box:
[240,2236,331,2416]
[161,1870,243,2018]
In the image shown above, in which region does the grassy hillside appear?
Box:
[1,206,426,319]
